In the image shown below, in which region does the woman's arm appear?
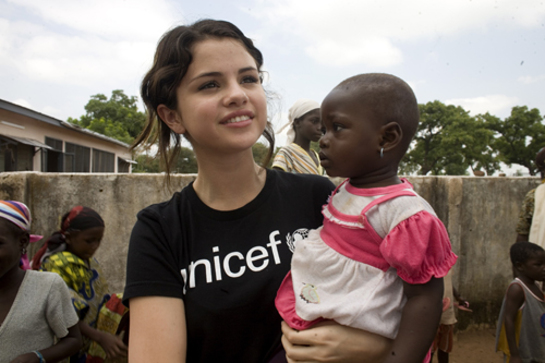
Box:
[281,320,393,363]
[129,296,187,363]
[383,277,444,363]
[503,283,525,363]
[10,325,82,363]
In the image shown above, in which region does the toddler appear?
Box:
[276,73,457,363]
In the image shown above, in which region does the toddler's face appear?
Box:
[319,89,382,180]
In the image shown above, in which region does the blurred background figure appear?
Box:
[273,98,324,174]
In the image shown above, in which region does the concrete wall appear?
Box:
[0,172,540,330]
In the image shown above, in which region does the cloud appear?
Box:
[445,95,519,117]
[0,0,180,88]
[251,0,545,67]
[6,0,180,41]
[11,98,32,109]
[518,75,545,84]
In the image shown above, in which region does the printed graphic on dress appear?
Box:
[300,283,320,304]
[285,228,310,253]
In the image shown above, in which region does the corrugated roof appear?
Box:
[0,98,131,148]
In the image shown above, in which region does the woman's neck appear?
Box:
[193,150,267,211]
[0,267,25,294]
[293,136,311,151]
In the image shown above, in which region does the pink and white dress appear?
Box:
[276,179,457,339]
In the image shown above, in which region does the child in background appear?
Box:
[431,270,469,363]
[496,241,545,363]
[0,200,81,363]
[32,206,128,363]
[273,98,324,174]
[276,73,457,363]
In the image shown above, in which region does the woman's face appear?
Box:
[0,219,27,280]
[295,108,322,143]
[160,38,267,158]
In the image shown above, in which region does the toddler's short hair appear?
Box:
[335,73,419,153]
[510,241,544,266]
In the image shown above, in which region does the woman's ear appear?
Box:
[20,233,29,251]
[157,104,186,135]
[379,122,403,152]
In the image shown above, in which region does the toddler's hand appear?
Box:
[98,331,128,359]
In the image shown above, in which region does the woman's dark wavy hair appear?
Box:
[133,19,275,184]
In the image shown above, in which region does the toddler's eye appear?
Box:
[333,123,344,131]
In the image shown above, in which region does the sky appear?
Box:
[1,0,545,166]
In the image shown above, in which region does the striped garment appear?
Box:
[0,200,32,232]
[272,143,324,175]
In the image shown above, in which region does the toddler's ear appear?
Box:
[157,104,187,135]
[379,122,402,152]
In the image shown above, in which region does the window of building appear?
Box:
[43,137,63,172]
[65,142,90,172]
[92,148,115,172]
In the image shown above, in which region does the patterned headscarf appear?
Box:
[31,206,104,270]
[277,99,320,144]
[0,200,43,243]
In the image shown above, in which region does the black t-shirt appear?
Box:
[124,169,335,362]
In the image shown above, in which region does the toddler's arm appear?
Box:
[10,325,82,363]
[503,283,525,363]
[383,277,444,363]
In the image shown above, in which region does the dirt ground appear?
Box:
[431,328,504,363]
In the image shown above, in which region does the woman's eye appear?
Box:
[241,75,258,84]
[199,81,218,90]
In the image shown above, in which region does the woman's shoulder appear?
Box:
[23,270,65,290]
[137,184,194,219]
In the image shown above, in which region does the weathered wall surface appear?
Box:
[0,172,540,329]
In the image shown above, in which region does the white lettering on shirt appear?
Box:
[180,230,284,293]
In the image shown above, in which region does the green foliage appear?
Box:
[132,154,160,173]
[253,142,274,168]
[68,90,146,144]
[132,147,198,174]
[483,106,545,175]
[174,147,198,173]
[401,101,500,175]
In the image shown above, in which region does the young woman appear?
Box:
[124,19,390,362]
[273,99,324,174]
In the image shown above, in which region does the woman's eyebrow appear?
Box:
[189,66,258,83]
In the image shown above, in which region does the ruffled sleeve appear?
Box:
[380,210,457,284]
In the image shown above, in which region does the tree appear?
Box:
[173,147,198,173]
[401,101,500,175]
[252,142,273,168]
[68,90,146,144]
[132,154,160,173]
[483,106,545,175]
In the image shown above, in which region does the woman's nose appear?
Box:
[224,83,248,106]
